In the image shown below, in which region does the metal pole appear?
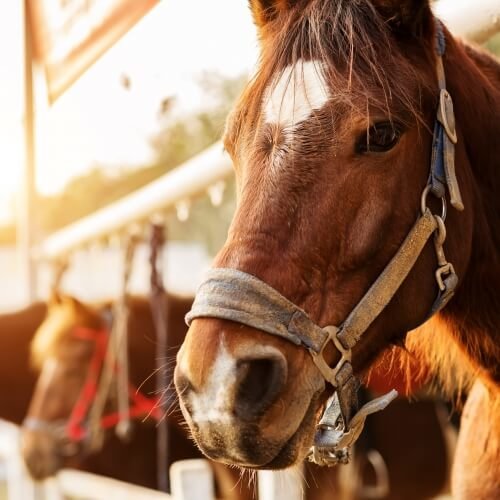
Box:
[149,223,169,493]
[19,0,37,303]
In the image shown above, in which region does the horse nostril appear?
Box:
[234,355,287,420]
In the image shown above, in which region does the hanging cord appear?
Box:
[87,234,138,450]
[149,223,170,493]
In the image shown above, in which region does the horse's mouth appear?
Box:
[255,392,320,470]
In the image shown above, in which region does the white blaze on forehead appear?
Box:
[189,341,237,424]
[264,60,329,128]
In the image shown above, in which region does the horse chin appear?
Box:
[21,431,65,480]
[189,391,321,470]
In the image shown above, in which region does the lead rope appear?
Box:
[87,235,137,450]
[149,223,170,493]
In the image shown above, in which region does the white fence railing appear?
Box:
[0,420,300,500]
[36,142,233,261]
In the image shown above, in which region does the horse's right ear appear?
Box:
[249,0,299,29]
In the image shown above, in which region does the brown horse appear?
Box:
[175,1,499,497]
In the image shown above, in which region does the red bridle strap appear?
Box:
[66,327,161,442]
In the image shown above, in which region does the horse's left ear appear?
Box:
[372,0,433,37]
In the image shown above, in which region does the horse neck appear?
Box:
[441,38,500,386]
[0,303,46,424]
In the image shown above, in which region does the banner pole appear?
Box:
[19,0,37,303]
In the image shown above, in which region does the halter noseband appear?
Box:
[186,21,463,466]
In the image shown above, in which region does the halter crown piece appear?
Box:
[186,20,463,467]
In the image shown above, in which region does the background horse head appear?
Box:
[176,0,499,471]
[21,292,199,488]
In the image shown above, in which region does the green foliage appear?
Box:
[485,33,500,57]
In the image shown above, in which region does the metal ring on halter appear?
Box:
[421,184,447,221]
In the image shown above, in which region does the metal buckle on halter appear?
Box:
[308,389,398,467]
[432,214,458,292]
[309,325,351,387]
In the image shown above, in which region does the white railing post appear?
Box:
[0,421,38,500]
[258,469,303,500]
[170,459,215,500]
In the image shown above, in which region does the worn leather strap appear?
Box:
[337,209,437,349]
[186,268,328,352]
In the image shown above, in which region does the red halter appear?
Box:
[66,326,162,442]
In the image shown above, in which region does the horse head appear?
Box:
[175,0,479,469]
[21,293,104,478]
[20,293,162,480]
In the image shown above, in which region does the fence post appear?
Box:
[258,468,303,500]
[170,459,215,500]
[0,421,38,500]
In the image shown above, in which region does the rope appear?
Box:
[149,223,170,493]
[87,234,138,450]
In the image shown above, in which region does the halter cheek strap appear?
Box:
[185,20,463,467]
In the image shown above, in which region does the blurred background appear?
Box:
[0,0,258,309]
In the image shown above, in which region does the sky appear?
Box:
[0,0,259,222]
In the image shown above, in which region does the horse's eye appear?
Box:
[357,122,402,154]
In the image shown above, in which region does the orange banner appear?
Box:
[28,0,158,103]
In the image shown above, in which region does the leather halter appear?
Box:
[186,21,463,466]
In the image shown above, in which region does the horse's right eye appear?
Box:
[357,122,403,154]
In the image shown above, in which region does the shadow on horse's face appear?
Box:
[176,0,474,469]
[21,296,100,479]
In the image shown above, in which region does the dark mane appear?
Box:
[229,0,436,148]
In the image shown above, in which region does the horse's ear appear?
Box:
[49,291,63,306]
[372,0,433,37]
[249,0,300,29]
[63,295,85,312]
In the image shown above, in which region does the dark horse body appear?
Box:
[175,1,499,498]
